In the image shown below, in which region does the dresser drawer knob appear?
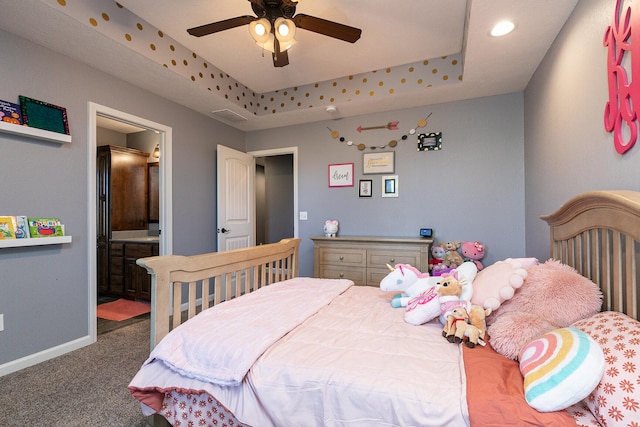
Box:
[339,273,344,278]
[339,256,344,260]
[389,258,395,263]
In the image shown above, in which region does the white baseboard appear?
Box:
[2,296,209,377]
[0,335,94,377]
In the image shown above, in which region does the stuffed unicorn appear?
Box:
[379,263,437,308]
[380,263,442,325]
[404,285,441,325]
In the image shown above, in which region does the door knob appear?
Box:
[219,227,231,234]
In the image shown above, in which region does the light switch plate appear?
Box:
[299,211,308,220]
[0,314,4,332]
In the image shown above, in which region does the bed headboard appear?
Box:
[137,238,301,348]
[540,190,640,320]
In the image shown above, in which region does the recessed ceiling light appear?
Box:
[490,20,516,37]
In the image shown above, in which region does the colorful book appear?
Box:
[15,215,30,239]
[28,217,64,238]
[0,100,23,125]
[0,216,17,239]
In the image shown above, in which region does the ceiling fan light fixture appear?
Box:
[249,18,271,43]
[275,17,296,43]
[278,38,297,52]
[256,33,276,53]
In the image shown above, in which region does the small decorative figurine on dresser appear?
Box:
[323,220,339,237]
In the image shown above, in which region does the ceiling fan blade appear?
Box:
[187,15,255,37]
[293,14,361,43]
[273,38,289,67]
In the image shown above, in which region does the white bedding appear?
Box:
[130,281,469,427]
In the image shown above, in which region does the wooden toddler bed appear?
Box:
[129,191,640,427]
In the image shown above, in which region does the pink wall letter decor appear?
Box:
[604,0,640,154]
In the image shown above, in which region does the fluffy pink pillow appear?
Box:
[487,259,602,360]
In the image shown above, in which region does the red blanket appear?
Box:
[463,336,578,426]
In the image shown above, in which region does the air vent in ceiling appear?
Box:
[211,109,248,123]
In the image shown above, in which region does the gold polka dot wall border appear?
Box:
[49,1,464,117]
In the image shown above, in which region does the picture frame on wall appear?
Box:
[358,179,373,197]
[417,132,443,151]
[363,151,394,174]
[19,95,70,135]
[328,163,354,187]
[381,175,399,198]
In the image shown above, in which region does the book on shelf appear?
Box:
[0,216,17,239]
[0,99,23,125]
[15,215,30,238]
[28,217,65,238]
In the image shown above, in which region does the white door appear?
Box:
[217,144,255,251]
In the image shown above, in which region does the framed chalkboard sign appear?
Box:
[19,96,69,135]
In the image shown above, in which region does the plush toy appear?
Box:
[432,264,453,276]
[442,241,465,268]
[428,245,445,273]
[470,257,538,311]
[404,286,441,326]
[461,241,486,270]
[468,305,491,341]
[436,264,476,339]
[449,307,485,348]
[380,264,437,308]
[323,220,339,237]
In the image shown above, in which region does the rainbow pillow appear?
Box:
[518,327,604,412]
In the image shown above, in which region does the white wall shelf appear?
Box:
[0,236,72,248]
[0,121,71,144]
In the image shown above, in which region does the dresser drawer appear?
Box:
[368,249,422,270]
[318,266,366,286]
[367,268,394,287]
[311,236,432,288]
[318,248,366,267]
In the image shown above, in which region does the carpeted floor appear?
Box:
[0,320,152,427]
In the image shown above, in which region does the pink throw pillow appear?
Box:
[471,258,538,311]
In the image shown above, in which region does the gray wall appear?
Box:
[0,29,244,367]
[247,93,526,277]
[524,0,640,260]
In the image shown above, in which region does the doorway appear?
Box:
[255,154,294,244]
[88,102,173,342]
[216,146,297,250]
[250,147,298,243]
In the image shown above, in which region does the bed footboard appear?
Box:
[137,238,301,348]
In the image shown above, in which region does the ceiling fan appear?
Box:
[187,0,362,67]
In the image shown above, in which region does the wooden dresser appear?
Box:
[310,236,433,287]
